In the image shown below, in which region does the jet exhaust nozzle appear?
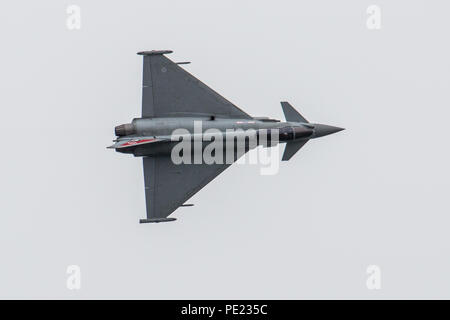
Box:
[115,123,135,136]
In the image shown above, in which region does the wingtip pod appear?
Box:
[137,50,173,56]
[139,217,177,223]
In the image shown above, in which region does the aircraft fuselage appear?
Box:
[113,117,342,157]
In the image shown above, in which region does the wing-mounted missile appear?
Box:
[107,137,164,149]
[253,116,280,123]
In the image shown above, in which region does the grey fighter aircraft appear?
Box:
[109,50,344,223]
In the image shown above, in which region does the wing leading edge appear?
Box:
[139,50,252,119]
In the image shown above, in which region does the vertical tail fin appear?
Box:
[281,102,309,123]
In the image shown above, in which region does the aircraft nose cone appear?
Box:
[313,124,345,138]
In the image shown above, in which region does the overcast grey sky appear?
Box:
[0,0,449,299]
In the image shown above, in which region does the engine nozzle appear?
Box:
[115,123,135,136]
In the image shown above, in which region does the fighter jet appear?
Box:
[109,50,344,223]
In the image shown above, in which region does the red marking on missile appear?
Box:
[119,139,155,147]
